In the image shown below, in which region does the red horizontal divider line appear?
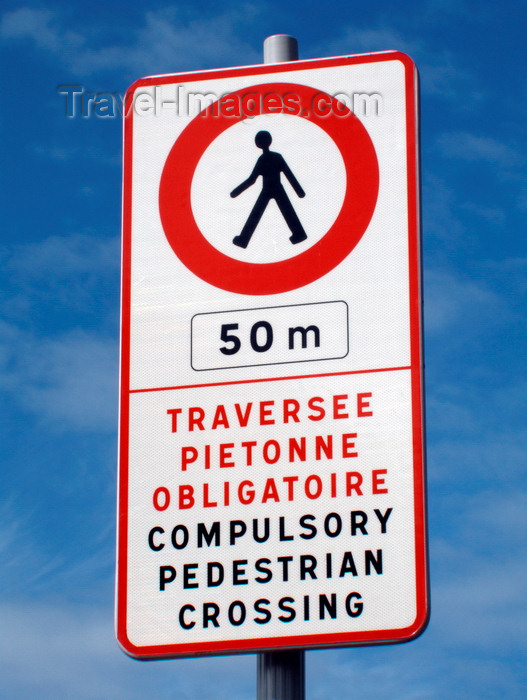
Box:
[129,365,412,394]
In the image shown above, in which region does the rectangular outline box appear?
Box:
[190,300,349,371]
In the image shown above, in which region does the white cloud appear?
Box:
[0,489,115,595]
[0,322,118,432]
[430,541,523,655]
[419,51,475,101]
[460,201,507,228]
[0,7,83,52]
[0,500,41,584]
[75,7,261,76]
[315,23,476,103]
[436,131,522,169]
[326,26,420,57]
[3,232,119,278]
[479,256,525,296]
[423,267,503,334]
[421,173,468,248]
[1,6,262,78]
[1,232,120,319]
[427,435,522,485]
[33,144,80,161]
[0,599,255,700]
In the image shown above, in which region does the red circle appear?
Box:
[159,83,379,295]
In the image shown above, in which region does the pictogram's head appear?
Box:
[255,130,272,150]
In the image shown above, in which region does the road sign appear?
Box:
[117,51,428,659]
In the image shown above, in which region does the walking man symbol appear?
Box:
[231,131,308,249]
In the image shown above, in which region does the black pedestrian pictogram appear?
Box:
[230,131,307,249]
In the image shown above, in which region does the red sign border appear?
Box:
[118,51,428,659]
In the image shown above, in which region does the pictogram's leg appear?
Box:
[275,190,307,244]
[233,191,270,248]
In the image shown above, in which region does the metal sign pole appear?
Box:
[263,34,299,63]
[256,35,305,700]
[257,650,305,700]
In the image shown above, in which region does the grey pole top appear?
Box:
[263,34,298,63]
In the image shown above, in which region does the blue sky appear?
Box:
[0,1,524,698]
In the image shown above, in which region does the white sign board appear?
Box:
[117,51,428,659]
